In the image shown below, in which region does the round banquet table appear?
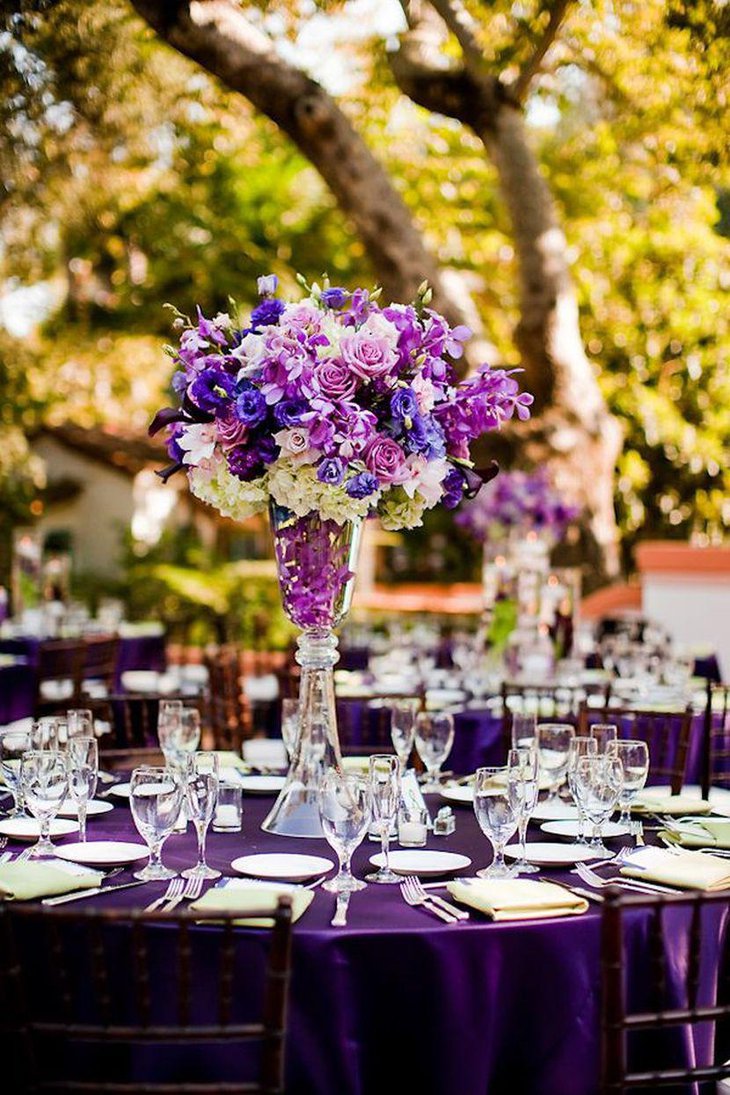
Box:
[5,784,727,1095]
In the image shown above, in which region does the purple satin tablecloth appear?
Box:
[5,789,727,1094]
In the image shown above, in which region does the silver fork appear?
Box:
[162,874,204,911]
[144,877,183,912]
[571,845,632,873]
[407,876,469,921]
[400,878,458,923]
[14,847,34,863]
[575,861,678,895]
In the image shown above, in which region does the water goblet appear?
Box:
[473,766,520,878]
[510,712,537,751]
[507,748,540,874]
[567,735,598,844]
[20,750,69,858]
[589,723,618,754]
[30,718,60,752]
[157,700,184,763]
[0,727,31,816]
[607,739,649,826]
[280,698,300,762]
[536,723,575,802]
[319,769,370,893]
[182,752,221,880]
[67,708,94,741]
[415,711,455,793]
[389,698,419,774]
[66,736,98,842]
[364,755,401,884]
[572,755,623,854]
[129,765,183,881]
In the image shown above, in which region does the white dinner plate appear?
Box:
[368,850,472,877]
[530,800,580,822]
[106,782,132,799]
[231,853,334,882]
[440,785,474,805]
[540,819,630,840]
[53,840,149,867]
[238,775,287,794]
[504,842,602,867]
[56,799,114,819]
[0,817,80,841]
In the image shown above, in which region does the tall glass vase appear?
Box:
[262,503,364,837]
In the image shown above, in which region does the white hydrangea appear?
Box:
[268,460,377,523]
[188,458,267,521]
[378,486,428,530]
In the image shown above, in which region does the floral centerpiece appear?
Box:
[455,468,579,546]
[150,275,532,835]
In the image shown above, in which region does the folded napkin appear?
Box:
[633,794,712,816]
[189,882,313,926]
[446,878,588,921]
[621,847,730,891]
[213,751,251,777]
[660,818,730,850]
[0,861,103,902]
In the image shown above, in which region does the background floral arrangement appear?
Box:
[151,276,533,530]
[456,468,580,543]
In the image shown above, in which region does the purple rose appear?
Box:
[250,298,286,329]
[313,361,358,400]
[317,457,346,486]
[235,383,267,427]
[188,367,236,412]
[340,331,397,380]
[363,435,408,484]
[274,398,310,428]
[346,471,379,499]
[216,411,248,449]
[321,287,348,309]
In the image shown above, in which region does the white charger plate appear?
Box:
[368,850,471,877]
[540,819,630,840]
[238,775,287,794]
[0,817,79,841]
[531,800,580,822]
[440,785,474,805]
[107,783,131,799]
[231,853,334,882]
[56,799,114,819]
[53,840,149,867]
[504,842,602,866]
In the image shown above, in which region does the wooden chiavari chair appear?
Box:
[701,683,730,800]
[336,697,400,757]
[33,639,86,717]
[97,693,205,770]
[204,645,253,752]
[579,704,693,795]
[601,887,730,1093]
[0,898,293,1094]
[80,634,120,701]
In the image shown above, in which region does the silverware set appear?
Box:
[144,874,204,912]
[400,876,468,923]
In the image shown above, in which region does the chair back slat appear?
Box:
[204,646,253,752]
[131,918,152,1028]
[703,684,730,797]
[34,639,86,715]
[81,635,120,696]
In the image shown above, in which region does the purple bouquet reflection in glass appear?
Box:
[272,509,360,630]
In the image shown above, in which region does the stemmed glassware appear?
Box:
[364,755,401,885]
[20,750,69,857]
[572,754,624,854]
[67,709,94,741]
[510,712,537,751]
[157,700,183,763]
[66,736,99,842]
[536,723,575,802]
[319,768,370,893]
[607,739,649,826]
[30,718,60,751]
[389,699,419,775]
[414,712,455,792]
[473,766,520,878]
[129,765,184,881]
[0,727,31,817]
[507,748,540,874]
[182,752,221,881]
[567,735,598,844]
[589,723,618,754]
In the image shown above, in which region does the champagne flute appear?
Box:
[365,755,401,884]
[389,698,419,774]
[130,765,183,881]
[473,766,519,878]
[607,739,649,826]
[20,750,68,858]
[66,736,98,842]
[510,712,537,751]
[589,723,618,754]
[319,769,370,893]
[0,727,31,816]
[507,748,539,874]
[573,755,623,854]
[536,723,575,803]
[182,752,221,880]
[415,712,455,792]
[567,735,598,844]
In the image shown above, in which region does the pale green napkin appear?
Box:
[621,847,730,891]
[190,883,313,926]
[661,818,730,849]
[632,794,713,816]
[0,861,103,902]
[446,878,588,921]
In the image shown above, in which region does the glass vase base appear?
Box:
[261,783,326,839]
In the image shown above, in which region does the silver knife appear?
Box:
[331,890,351,927]
[42,880,148,906]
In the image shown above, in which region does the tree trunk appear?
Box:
[128,0,495,366]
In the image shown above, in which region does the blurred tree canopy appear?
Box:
[0,0,728,579]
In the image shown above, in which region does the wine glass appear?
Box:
[182,752,221,881]
[567,735,598,844]
[0,727,31,816]
[589,723,618,754]
[473,766,519,878]
[66,736,98,842]
[507,748,540,874]
[157,700,184,763]
[280,698,300,762]
[30,718,60,752]
[389,698,419,774]
[20,750,69,858]
[536,723,575,802]
[414,712,455,792]
[129,765,183,881]
[510,712,537,751]
[572,755,623,854]
[607,739,649,826]
[159,704,200,766]
[67,708,94,741]
[364,755,401,884]
[319,769,370,893]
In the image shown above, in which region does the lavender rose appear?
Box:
[216,411,248,449]
[363,435,408,484]
[313,361,358,400]
[340,331,397,381]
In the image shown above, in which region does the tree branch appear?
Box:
[513,0,573,102]
[422,0,487,78]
